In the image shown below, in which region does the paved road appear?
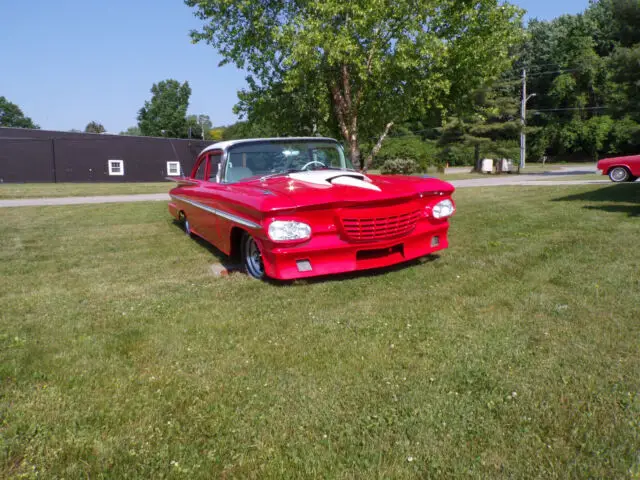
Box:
[0,170,613,208]
[0,193,170,208]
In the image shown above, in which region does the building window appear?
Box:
[167,161,181,176]
[108,160,124,176]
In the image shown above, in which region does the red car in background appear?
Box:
[168,137,455,280]
[597,154,640,183]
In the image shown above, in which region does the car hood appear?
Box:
[234,170,454,211]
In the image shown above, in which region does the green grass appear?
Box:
[430,172,600,182]
[1,185,639,478]
[517,162,594,173]
[0,182,171,199]
[534,173,603,182]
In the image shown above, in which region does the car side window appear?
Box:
[208,154,222,182]
[193,157,207,180]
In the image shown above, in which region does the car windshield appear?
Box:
[224,140,354,183]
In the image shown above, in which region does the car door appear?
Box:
[184,151,226,246]
[201,151,225,243]
[180,153,212,239]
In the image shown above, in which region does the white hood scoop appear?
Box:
[288,170,382,192]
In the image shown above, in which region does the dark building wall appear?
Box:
[0,137,54,182]
[0,127,214,183]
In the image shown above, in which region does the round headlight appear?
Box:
[432,199,455,219]
[268,220,312,241]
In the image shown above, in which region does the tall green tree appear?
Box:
[219,120,275,140]
[137,80,192,138]
[84,121,106,134]
[186,0,524,170]
[186,114,213,139]
[438,84,521,168]
[0,96,38,129]
[521,0,640,161]
[120,126,142,136]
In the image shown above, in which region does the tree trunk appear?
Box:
[363,121,394,172]
[350,140,362,171]
[329,66,363,170]
[474,143,481,172]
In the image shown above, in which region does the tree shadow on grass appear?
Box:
[553,184,640,217]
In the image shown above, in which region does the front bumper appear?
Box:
[260,220,450,280]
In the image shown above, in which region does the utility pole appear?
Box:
[520,69,536,172]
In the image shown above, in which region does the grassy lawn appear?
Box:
[535,174,603,182]
[518,162,595,173]
[1,185,639,478]
[0,182,171,199]
[429,172,601,182]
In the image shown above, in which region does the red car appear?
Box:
[597,154,640,183]
[168,137,455,280]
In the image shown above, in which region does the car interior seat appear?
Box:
[226,166,254,183]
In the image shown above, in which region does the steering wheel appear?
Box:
[301,160,327,171]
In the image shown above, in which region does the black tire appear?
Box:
[628,176,637,182]
[609,167,630,183]
[178,212,191,236]
[242,233,266,280]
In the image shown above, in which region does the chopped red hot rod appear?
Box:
[168,137,455,280]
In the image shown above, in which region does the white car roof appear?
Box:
[201,137,339,154]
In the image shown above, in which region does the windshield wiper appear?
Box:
[259,168,302,182]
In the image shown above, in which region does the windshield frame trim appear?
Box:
[221,139,352,184]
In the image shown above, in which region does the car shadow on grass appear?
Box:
[279,254,441,287]
[172,219,441,284]
[553,183,640,217]
[171,220,231,266]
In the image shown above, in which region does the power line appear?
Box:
[525,62,562,69]
[529,106,608,113]
[528,68,581,78]
[492,68,582,86]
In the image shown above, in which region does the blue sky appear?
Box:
[0,0,589,133]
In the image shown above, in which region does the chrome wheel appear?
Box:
[610,167,629,183]
[243,234,265,279]
[184,217,191,235]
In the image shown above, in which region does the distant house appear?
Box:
[0,127,214,183]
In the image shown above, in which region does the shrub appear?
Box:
[438,144,477,166]
[368,137,439,172]
[380,158,418,175]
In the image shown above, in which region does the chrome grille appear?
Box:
[341,210,421,241]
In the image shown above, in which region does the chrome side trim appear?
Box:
[171,195,261,229]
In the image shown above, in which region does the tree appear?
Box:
[209,127,225,141]
[120,126,142,136]
[137,80,192,138]
[84,121,106,134]
[0,96,38,129]
[219,120,276,140]
[186,0,524,170]
[438,84,521,169]
[186,114,213,139]
[520,0,640,160]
